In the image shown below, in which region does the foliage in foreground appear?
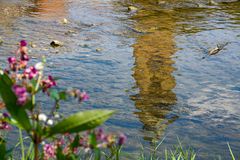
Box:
[0,41,126,159]
[0,41,238,160]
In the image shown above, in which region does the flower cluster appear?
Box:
[0,113,11,130]
[8,57,17,71]
[43,144,56,160]
[42,129,127,159]
[0,40,118,160]
[12,85,28,105]
[67,89,89,102]
[23,66,38,80]
[38,113,54,126]
[42,76,56,92]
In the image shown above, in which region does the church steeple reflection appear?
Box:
[130,7,178,140]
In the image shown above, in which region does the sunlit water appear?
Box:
[0,0,240,159]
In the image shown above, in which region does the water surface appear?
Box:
[0,0,240,159]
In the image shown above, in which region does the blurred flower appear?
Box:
[104,134,115,147]
[41,141,46,145]
[0,113,11,130]
[54,113,60,119]
[0,121,11,130]
[38,113,47,122]
[96,128,105,141]
[19,40,29,68]
[79,91,89,102]
[43,144,56,160]
[35,62,44,71]
[47,119,53,125]
[20,54,29,61]
[63,146,70,155]
[20,40,27,47]
[42,75,56,92]
[12,85,28,105]
[8,57,17,71]
[24,66,38,79]
[118,133,127,146]
[3,112,9,118]
[8,57,16,64]
[55,137,64,147]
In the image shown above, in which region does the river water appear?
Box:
[0,0,240,159]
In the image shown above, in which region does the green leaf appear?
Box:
[59,91,67,100]
[228,142,236,160]
[56,147,65,160]
[0,74,31,131]
[89,132,97,148]
[47,110,114,137]
[49,89,60,100]
[70,134,80,149]
[0,138,6,160]
[4,118,23,129]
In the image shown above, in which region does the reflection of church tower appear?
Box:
[29,0,67,20]
[130,8,177,140]
[0,0,67,24]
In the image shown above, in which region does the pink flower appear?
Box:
[3,112,9,118]
[42,75,57,92]
[79,91,89,102]
[43,144,56,160]
[20,40,27,47]
[8,57,16,64]
[96,128,105,141]
[7,57,17,71]
[20,54,29,61]
[118,133,127,146]
[0,112,11,130]
[0,121,11,130]
[12,85,28,105]
[24,66,38,79]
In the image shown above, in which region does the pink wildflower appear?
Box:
[12,85,28,105]
[42,75,57,92]
[23,66,38,79]
[8,57,16,64]
[79,91,89,102]
[43,144,56,160]
[0,121,11,130]
[7,57,17,71]
[20,40,27,47]
[118,133,127,146]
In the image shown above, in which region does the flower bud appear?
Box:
[118,133,127,146]
[38,113,47,122]
[35,62,44,71]
[47,119,54,125]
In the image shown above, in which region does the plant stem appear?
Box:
[34,143,38,160]
[34,134,39,160]
[32,72,43,160]
[19,128,25,160]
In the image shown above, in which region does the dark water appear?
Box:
[0,0,240,159]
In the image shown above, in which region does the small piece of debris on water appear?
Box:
[202,42,229,59]
[128,6,138,12]
[208,42,229,55]
[50,40,64,48]
[61,18,69,24]
[0,38,3,45]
